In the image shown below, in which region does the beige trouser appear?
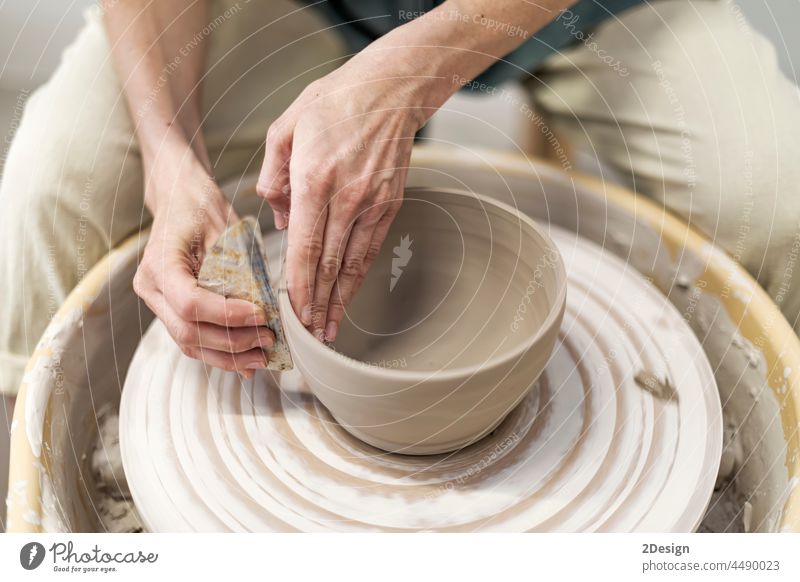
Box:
[1,0,800,399]
[528,0,800,329]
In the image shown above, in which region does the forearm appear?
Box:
[102,0,211,210]
[353,0,575,122]
[150,0,210,167]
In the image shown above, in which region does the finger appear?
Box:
[160,261,269,327]
[309,205,357,340]
[257,120,293,229]
[155,298,270,378]
[190,322,275,353]
[183,345,269,379]
[286,182,328,329]
[327,204,399,338]
[323,212,380,341]
[154,295,272,351]
[364,199,403,277]
[196,323,275,353]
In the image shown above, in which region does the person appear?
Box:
[1,0,799,399]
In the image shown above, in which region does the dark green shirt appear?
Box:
[306,0,645,87]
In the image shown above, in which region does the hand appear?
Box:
[256,58,428,342]
[134,155,275,379]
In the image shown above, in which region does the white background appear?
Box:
[1,533,800,581]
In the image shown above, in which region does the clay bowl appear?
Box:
[278,187,567,455]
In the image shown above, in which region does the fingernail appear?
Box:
[252,330,275,349]
[246,355,268,370]
[325,321,338,342]
[300,304,312,326]
[246,310,268,326]
[239,370,253,381]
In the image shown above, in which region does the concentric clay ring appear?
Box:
[120,227,722,532]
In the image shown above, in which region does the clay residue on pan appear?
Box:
[634,371,677,401]
[662,257,790,532]
[90,406,143,533]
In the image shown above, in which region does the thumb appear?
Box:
[257,120,293,229]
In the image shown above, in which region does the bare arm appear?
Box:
[102,0,209,202]
[258,0,574,341]
[102,0,274,377]
[373,0,576,111]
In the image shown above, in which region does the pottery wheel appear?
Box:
[120,227,722,532]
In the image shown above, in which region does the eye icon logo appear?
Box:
[20,542,46,570]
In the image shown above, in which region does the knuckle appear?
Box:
[384,199,403,218]
[173,323,196,347]
[328,291,345,309]
[265,121,282,145]
[363,206,385,225]
[174,297,198,321]
[317,257,340,282]
[340,257,362,278]
[132,270,148,298]
[257,177,287,202]
[232,333,254,352]
[308,161,337,186]
[179,344,198,359]
[264,188,284,203]
[304,238,324,260]
[364,242,382,265]
[339,190,364,213]
[255,180,271,200]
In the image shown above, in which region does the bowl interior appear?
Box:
[332,188,563,372]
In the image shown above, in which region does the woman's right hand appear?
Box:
[133,152,275,379]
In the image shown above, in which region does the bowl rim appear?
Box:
[278,186,568,382]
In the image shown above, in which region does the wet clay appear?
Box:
[118,225,720,532]
[279,188,567,455]
[89,406,142,533]
[333,190,557,370]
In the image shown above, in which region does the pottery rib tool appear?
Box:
[197,216,293,371]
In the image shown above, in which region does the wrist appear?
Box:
[143,142,219,215]
[357,19,483,125]
[344,46,452,129]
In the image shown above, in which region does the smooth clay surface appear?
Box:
[333,190,557,370]
[279,188,566,455]
[119,226,722,532]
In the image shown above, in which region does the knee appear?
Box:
[0,91,61,239]
[1,87,143,247]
